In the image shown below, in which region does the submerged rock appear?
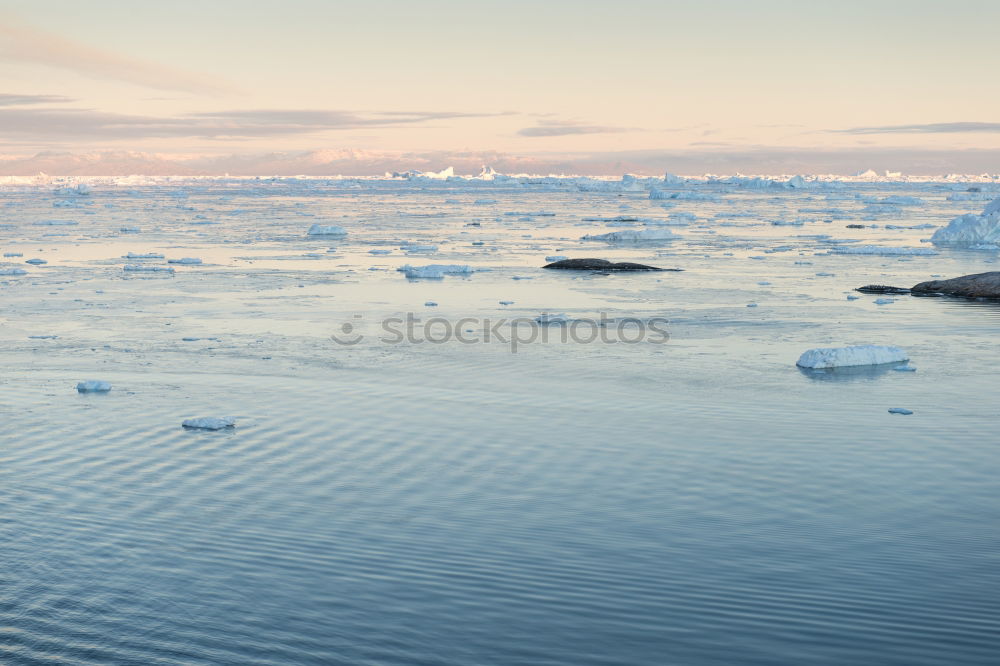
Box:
[542,258,675,272]
[911,271,1000,299]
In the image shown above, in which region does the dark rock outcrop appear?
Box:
[543,258,677,271]
[856,285,911,294]
[911,271,1000,298]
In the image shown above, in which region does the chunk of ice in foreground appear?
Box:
[182,416,236,430]
[76,380,112,392]
[307,224,347,236]
[796,345,908,369]
[888,407,914,415]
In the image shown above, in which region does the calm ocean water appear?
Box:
[2,178,999,664]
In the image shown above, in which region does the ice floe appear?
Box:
[398,264,473,279]
[307,224,348,236]
[796,345,909,369]
[182,416,236,430]
[582,229,680,242]
[167,257,203,264]
[123,265,175,273]
[830,245,938,256]
[76,380,112,393]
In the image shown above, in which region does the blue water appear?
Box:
[2,179,1000,664]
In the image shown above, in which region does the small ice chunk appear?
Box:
[535,313,570,324]
[424,301,438,307]
[3,253,23,257]
[120,226,141,233]
[746,303,758,308]
[125,252,165,259]
[499,300,514,305]
[182,416,236,430]
[873,298,895,305]
[846,294,860,300]
[893,366,917,372]
[545,255,568,262]
[25,258,47,265]
[401,244,438,252]
[796,345,909,369]
[307,224,347,236]
[76,380,112,393]
[167,257,202,264]
[888,407,914,415]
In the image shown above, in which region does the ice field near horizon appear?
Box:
[2,175,1000,665]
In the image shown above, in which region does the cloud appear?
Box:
[518,119,632,137]
[0,107,512,141]
[835,122,1000,135]
[0,93,74,106]
[0,16,235,95]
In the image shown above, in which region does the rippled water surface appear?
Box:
[2,178,999,664]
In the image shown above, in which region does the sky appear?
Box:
[1,0,998,174]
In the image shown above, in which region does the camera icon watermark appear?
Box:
[330,312,670,353]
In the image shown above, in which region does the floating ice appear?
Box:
[167,257,202,264]
[931,197,1000,246]
[3,253,22,257]
[125,252,165,259]
[424,301,438,307]
[76,380,112,393]
[33,220,78,226]
[182,416,236,430]
[873,298,895,305]
[582,229,680,242]
[25,258,47,264]
[545,255,568,262]
[124,265,175,273]
[888,407,914,415]
[499,300,514,305]
[401,244,438,253]
[535,313,570,324]
[398,264,473,279]
[796,345,909,369]
[307,224,347,236]
[830,245,938,256]
[369,249,392,255]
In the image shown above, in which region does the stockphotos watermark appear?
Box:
[330,313,670,353]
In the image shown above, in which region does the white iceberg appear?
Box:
[796,345,909,369]
[582,229,679,242]
[931,197,1000,246]
[77,380,112,392]
[182,416,236,430]
[307,224,347,236]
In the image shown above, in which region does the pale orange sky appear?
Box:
[1,0,998,172]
